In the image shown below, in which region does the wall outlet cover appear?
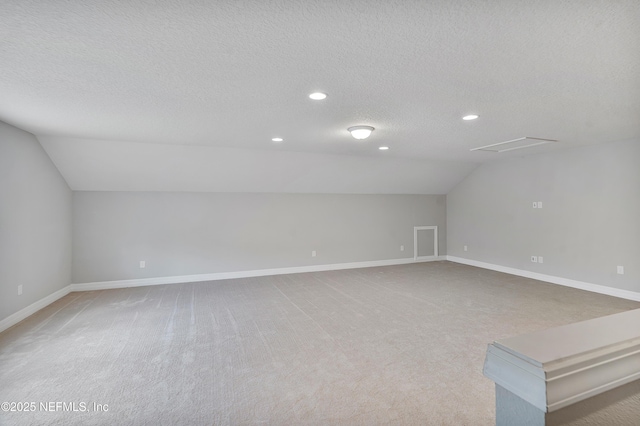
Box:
[538,256,543,264]
[617,266,624,275]
[531,256,538,263]
[139,261,146,268]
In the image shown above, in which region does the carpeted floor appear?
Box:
[1,261,638,425]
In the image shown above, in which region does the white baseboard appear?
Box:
[1,257,446,333]
[71,256,447,292]
[3,255,635,334]
[447,256,640,302]
[0,285,72,334]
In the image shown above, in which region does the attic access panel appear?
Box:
[471,137,558,153]
[414,226,438,261]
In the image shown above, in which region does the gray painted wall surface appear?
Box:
[0,121,72,323]
[72,192,446,283]
[447,139,640,293]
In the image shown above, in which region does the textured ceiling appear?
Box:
[1,0,639,193]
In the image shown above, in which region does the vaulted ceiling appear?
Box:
[1,1,638,193]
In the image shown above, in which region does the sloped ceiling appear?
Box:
[1,1,639,193]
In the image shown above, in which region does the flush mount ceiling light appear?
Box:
[463,114,479,120]
[309,92,327,100]
[379,146,389,150]
[271,137,283,142]
[348,125,374,140]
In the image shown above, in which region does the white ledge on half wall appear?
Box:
[483,308,640,413]
[446,256,640,302]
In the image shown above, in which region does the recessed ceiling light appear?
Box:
[348,125,374,140]
[463,114,479,120]
[309,92,327,100]
[271,137,283,142]
[379,146,389,150]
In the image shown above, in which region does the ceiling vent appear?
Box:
[470,137,558,153]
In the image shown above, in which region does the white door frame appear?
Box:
[414,226,438,261]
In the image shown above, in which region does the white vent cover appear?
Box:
[471,137,558,153]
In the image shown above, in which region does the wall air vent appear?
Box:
[470,137,558,153]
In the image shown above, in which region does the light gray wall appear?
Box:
[72,192,446,283]
[0,121,72,323]
[447,139,640,293]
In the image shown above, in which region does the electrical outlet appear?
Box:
[139,260,146,268]
[532,202,538,208]
[617,266,624,275]
[400,245,404,251]
[18,285,23,296]
[464,245,468,252]
[538,256,543,264]
[531,256,538,263]
[311,250,317,257]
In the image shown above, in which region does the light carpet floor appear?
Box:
[1,261,638,425]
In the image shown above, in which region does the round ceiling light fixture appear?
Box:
[348,125,375,140]
[463,114,479,120]
[309,92,327,100]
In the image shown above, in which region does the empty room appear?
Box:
[1,1,639,425]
